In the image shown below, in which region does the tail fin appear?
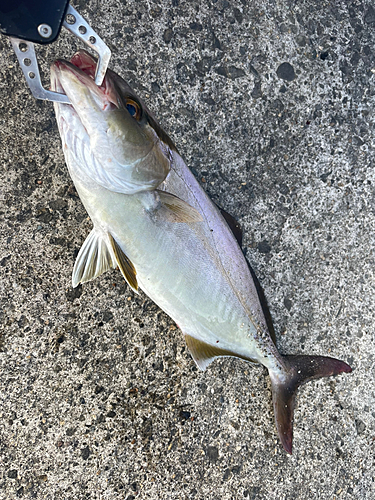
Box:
[270,355,352,454]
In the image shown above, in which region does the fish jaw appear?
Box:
[50,50,170,193]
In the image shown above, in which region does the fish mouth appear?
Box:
[51,49,118,110]
[70,50,98,80]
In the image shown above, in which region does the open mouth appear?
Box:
[51,50,113,106]
[70,50,98,82]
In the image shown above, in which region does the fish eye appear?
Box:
[125,99,141,120]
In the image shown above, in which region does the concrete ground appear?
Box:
[0,0,374,498]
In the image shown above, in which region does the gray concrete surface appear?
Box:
[0,0,374,498]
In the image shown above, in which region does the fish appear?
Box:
[50,49,351,454]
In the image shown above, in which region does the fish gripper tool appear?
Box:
[0,0,111,104]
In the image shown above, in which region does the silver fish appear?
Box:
[51,50,351,454]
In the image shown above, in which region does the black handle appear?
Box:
[0,0,70,44]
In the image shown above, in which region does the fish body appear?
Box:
[51,50,351,453]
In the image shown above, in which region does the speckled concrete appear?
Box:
[0,1,374,499]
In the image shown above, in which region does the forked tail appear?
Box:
[270,355,352,454]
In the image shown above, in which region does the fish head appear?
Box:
[51,50,172,193]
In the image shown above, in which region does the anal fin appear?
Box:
[185,334,258,371]
[108,233,138,292]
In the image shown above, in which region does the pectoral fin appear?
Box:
[72,229,116,288]
[72,229,138,293]
[157,191,203,223]
[108,233,138,292]
[185,334,258,371]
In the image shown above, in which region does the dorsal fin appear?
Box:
[247,265,277,346]
[216,202,277,346]
[185,334,258,371]
[72,229,116,288]
[108,233,138,292]
[219,207,243,246]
